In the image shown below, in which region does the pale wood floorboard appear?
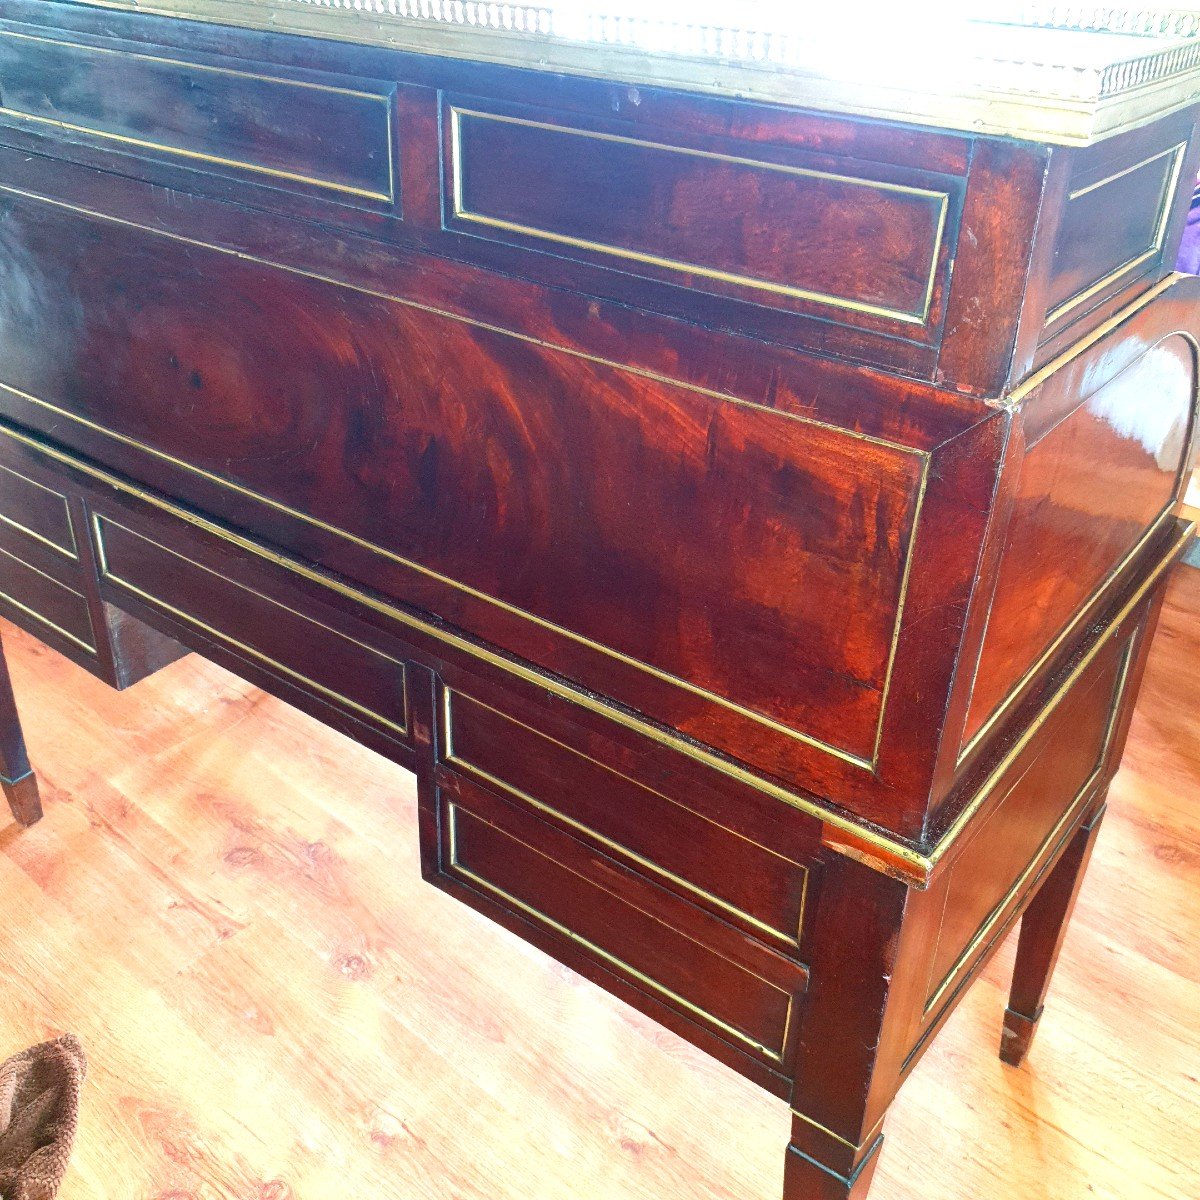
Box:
[0,570,1197,1200]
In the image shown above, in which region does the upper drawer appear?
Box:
[0,28,399,221]
[440,95,962,356]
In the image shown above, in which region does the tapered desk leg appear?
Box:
[0,630,41,827]
[1001,803,1106,1067]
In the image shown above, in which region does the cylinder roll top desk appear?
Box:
[0,2,1196,1196]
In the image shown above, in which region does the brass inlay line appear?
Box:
[0,182,920,455]
[0,419,928,876]
[449,106,950,327]
[0,545,96,653]
[924,640,1135,1016]
[0,421,1188,885]
[0,30,396,204]
[0,371,902,771]
[0,29,390,99]
[1046,143,1185,327]
[440,686,808,950]
[93,515,409,737]
[1007,275,1183,409]
[0,183,931,773]
[0,463,78,559]
[445,801,793,1062]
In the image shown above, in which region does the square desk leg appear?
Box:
[0,629,41,827]
[1001,802,1107,1067]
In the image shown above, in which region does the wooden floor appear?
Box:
[0,574,1198,1200]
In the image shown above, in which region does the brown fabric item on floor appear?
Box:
[0,1036,86,1200]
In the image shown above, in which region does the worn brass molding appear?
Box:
[92,514,410,737]
[0,544,96,653]
[0,462,78,559]
[443,799,795,1064]
[0,181,931,773]
[1045,142,1186,328]
[448,105,949,326]
[790,1107,887,1154]
[68,1,1200,145]
[440,684,809,951]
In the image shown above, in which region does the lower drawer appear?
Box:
[434,769,806,1072]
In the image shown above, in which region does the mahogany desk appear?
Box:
[0,4,1197,1197]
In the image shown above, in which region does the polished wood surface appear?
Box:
[0,6,1197,1199]
[0,563,1196,1198]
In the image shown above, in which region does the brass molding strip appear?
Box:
[924,641,1134,1016]
[440,686,808,951]
[1046,142,1186,328]
[93,515,409,737]
[0,183,932,773]
[0,463,78,559]
[0,544,96,653]
[0,30,397,204]
[448,106,949,326]
[967,319,1198,760]
[790,1108,886,1154]
[444,801,794,1063]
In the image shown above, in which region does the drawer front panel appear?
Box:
[0,193,925,779]
[0,460,75,558]
[929,620,1135,1012]
[963,330,1195,752]
[439,774,798,1065]
[93,514,408,739]
[439,684,808,950]
[0,29,397,207]
[0,541,94,651]
[1044,140,1185,331]
[445,100,953,332]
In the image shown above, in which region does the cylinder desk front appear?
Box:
[0,3,1196,1197]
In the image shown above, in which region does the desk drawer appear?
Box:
[435,769,802,1070]
[437,683,809,952]
[0,541,95,653]
[92,514,409,742]
[443,97,957,346]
